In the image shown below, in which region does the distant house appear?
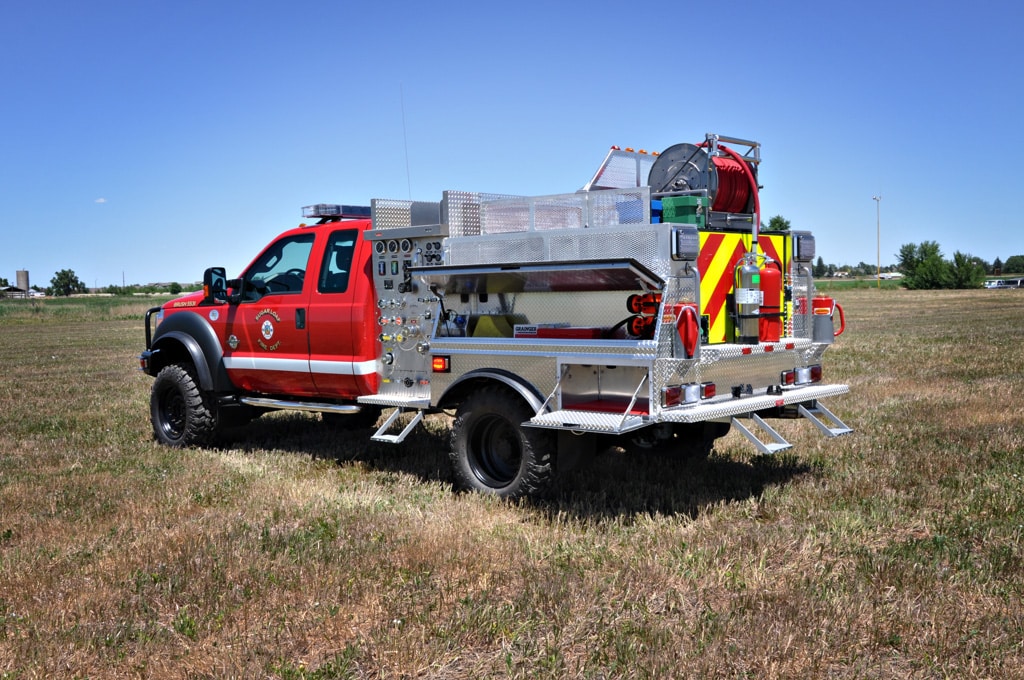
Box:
[1,286,27,299]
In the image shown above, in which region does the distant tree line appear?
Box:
[103,282,186,295]
[811,259,901,279]
[811,246,1020,289]
[894,241,990,289]
[25,269,195,297]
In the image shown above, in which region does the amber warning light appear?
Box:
[432,356,451,373]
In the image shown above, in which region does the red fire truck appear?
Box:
[140,134,850,498]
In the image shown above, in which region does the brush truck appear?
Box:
[140,133,851,498]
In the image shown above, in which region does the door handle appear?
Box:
[296,308,306,330]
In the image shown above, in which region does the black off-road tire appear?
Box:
[151,363,219,447]
[450,387,555,499]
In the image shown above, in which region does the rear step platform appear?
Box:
[798,402,854,438]
[731,414,793,455]
[731,400,853,455]
[371,408,424,444]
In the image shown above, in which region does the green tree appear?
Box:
[765,215,791,232]
[992,257,1003,275]
[168,282,182,295]
[1004,255,1024,273]
[898,241,952,290]
[950,252,986,289]
[50,269,87,297]
[897,242,923,276]
[813,256,826,278]
[0,277,8,287]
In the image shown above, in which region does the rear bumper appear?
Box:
[526,383,849,434]
[659,383,850,423]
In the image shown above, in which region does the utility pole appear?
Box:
[872,195,882,289]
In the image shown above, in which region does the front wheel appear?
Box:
[150,363,219,447]
[449,387,554,499]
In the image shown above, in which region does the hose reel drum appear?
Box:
[647,142,755,214]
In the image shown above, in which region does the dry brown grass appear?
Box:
[2,290,1024,678]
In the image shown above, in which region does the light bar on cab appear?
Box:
[302,204,372,219]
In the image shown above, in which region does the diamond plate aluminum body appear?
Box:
[480,188,651,233]
[791,265,814,339]
[364,183,844,432]
[687,343,805,391]
[529,409,647,433]
[446,224,671,280]
[428,344,559,404]
[442,190,521,237]
[371,199,445,230]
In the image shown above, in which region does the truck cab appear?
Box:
[140,206,382,446]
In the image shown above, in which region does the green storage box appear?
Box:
[661,195,707,226]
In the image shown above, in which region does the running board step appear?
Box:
[731,414,792,455]
[240,397,363,415]
[371,409,423,444]
[798,403,854,438]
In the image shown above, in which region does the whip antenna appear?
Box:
[401,84,412,199]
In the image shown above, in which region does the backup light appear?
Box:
[782,365,823,387]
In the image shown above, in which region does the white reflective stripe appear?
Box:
[223,357,309,373]
[353,359,379,376]
[225,356,379,376]
[309,359,378,376]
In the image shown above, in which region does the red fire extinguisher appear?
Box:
[758,261,783,342]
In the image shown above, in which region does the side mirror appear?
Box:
[203,267,228,304]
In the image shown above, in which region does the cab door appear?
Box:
[222,231,318,397]
[307,226,381,398]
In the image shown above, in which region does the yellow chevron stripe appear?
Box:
[698,232,790,344]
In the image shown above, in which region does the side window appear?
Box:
[318,229,357,293]
[243,233,316,298]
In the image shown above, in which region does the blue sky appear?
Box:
[2,0,1021,288]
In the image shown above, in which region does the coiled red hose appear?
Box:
[698,141,761,235]
[716,143,761,235]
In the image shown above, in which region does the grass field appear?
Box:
[2,290,1023,678]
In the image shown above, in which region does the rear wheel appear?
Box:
[450,387,554,498]
[151,363,219,447]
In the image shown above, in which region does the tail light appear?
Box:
[662,382,716,407]
[781,365,822,387]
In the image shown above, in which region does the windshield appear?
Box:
[243,233,315,297]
